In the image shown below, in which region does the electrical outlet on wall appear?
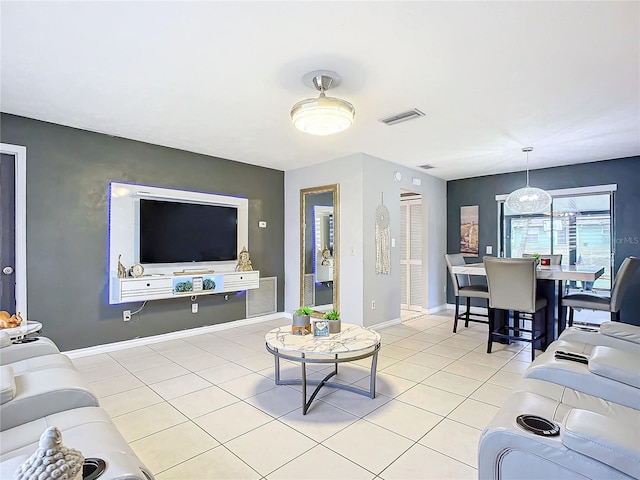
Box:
[192,303,198,314]
[371,300,376,310]
[123,310,131,322]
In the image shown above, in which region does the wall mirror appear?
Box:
[300,184,339,317]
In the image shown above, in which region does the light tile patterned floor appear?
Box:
[72,311,533,479]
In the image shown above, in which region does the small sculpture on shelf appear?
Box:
[0,310,22,329]
[321,246,331,266]
[236,246,253,271]
[117,254,127,278]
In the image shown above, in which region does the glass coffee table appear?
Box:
[265,323,381,415]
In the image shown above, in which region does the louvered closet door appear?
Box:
[400,205,408,309]
[401,199,423,311]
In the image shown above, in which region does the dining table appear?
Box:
[450,262,605,349]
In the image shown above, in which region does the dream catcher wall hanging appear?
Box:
[375,193,391,274]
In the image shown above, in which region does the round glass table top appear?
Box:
[265,323,381,355]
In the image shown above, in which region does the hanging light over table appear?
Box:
[505,147,551,214]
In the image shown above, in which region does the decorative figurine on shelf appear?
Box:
[0,310,22,329]
[321,246,331,266]
[117,254,127,278]
[236,246,253,271]
[14,426,84,480]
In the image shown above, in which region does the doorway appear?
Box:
[0,143,27,318]
[400,191,422,320]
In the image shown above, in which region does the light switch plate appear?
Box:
[486,246,493,254]
[258,221,267,228]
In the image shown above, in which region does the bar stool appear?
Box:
[563,256,640,326]
[484,257,548,362]
[444,254,490,333]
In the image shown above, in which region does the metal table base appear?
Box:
[265,342,381,415]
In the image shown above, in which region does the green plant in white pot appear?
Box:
[292,306,312,335]
[323,309,341,334]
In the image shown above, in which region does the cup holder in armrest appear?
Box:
[516,414,560,437]
[12,337,39,344]
[83,458,106,480]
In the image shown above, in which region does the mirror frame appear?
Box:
[300,184,339,317]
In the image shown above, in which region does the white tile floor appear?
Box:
[72,311,534,479]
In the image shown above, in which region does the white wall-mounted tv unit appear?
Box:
[108,182,249,278]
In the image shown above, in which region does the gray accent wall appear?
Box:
[1,114,285,350]
[447,156,640,324]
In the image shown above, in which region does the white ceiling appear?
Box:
[1,1,638,180]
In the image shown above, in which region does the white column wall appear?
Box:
[284,152,447,327]
[284,154,364,325]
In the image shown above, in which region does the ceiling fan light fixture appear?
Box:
[505,147,552,214]
[290,71,355,136]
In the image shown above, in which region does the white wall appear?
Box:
[285,154,364,324]
[285,153,447,327]
[361,155,448,326]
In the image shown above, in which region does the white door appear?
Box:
[0,144,27,319]
[400,197,422,311]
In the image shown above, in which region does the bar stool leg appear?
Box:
[453,297,460,333]
[487,308,495,354]
[465,297,471,328]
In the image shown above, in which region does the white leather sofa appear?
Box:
[0,332,155,479]
[478,321,640,480]
[478,388,640,479]
[0,407,154,480]
[0,332,60,364]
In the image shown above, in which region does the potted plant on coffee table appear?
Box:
[292,306,312,335]
[323,309,341,334]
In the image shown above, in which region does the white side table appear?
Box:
[3,321,43,340]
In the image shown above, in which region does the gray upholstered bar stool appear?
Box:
[444,254,490,333]
[563,256,640,326]
[483,257,548,362]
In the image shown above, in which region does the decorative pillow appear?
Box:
[0,364,16,404]
[14,426,84,480]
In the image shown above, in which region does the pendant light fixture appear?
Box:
[290,70,355,136]
[505,147,552,214]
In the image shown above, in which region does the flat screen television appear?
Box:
[139,199,238,263]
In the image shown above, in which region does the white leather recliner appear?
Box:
[478,388,640,480]
[0,331,60,365]
[0,406,154,480]
[553,321,640,355]
[523,344,640,410]
[479,321,640,480]
[0,363,100,431]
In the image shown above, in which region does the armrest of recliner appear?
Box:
[588,346,640,388]
[1,368,99,431]
[0,365,16,404]
[0,337,60,365]
[564,409,640,479]
[600,322,640,345]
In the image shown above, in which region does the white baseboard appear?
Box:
[426,304,448,314]
[370,317,402,330]
[64,312,285,359]
[445,303,489,315]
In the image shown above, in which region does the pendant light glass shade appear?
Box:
[290,71,355,136]
[505,147,552,214]
[505,186,552,214]
[291,92,355,136]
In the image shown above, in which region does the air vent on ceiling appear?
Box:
[379,108,425,125]
[417,164,435,170]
